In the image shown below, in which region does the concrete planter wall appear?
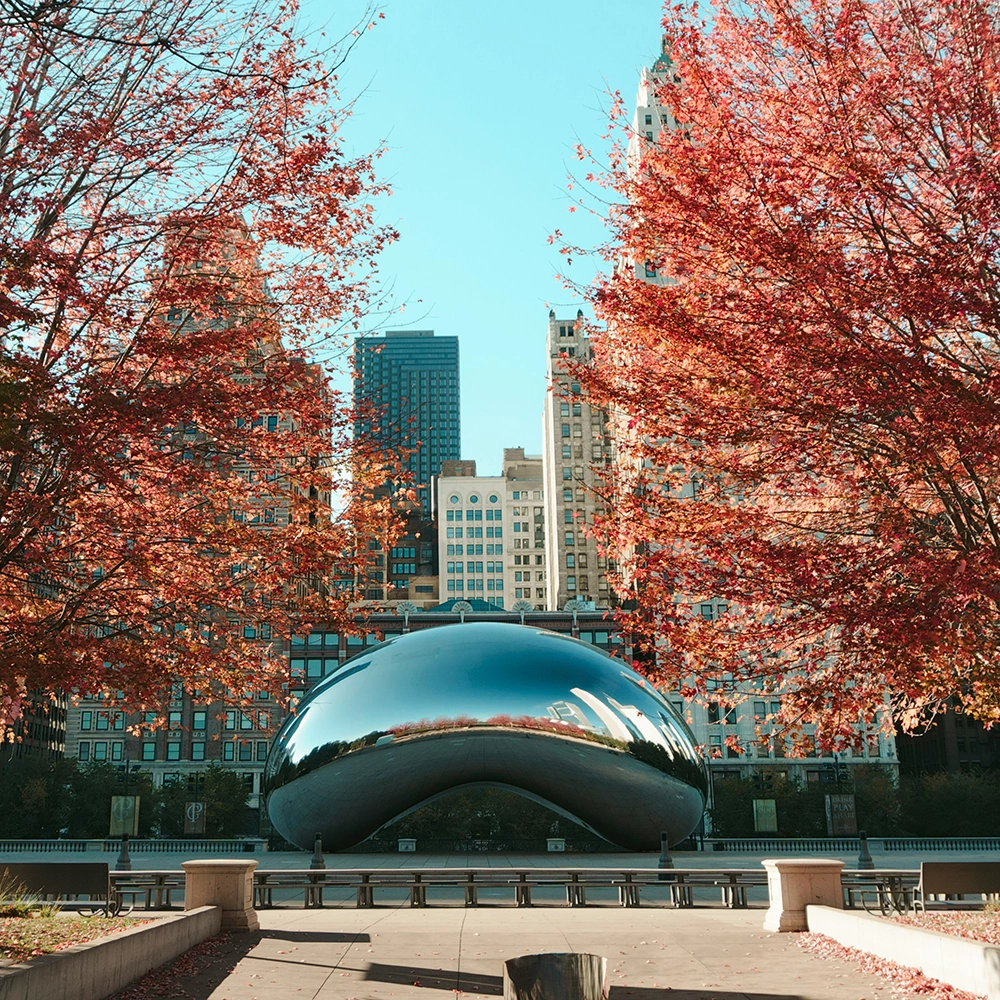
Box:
[807,904,1000,1000]
[0,905,222,1000]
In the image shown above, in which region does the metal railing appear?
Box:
[706,837,1000,853]
[104,865,926,911]
[0,839,265,854]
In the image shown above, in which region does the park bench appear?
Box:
[842,869,918,914]
[913,861,1000,912]
[1,862,119,916]
[111,870,184,910]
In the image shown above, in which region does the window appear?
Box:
[645,113,652,124]
[223,742,235,761]
[257,741,268,761]
[563,489,572,502]
[111,741,123,761]
[96,712,109,731]
[78,741,90,761]
[238,742,252,761]
[562,445,571,459]
[572,402,581,416]
[566,554,575,568]
[489,494,498,503]
[94,741,108,761]
[142,742,156,761]
[563,467,572,480]
[168,711,182,730]
[566,576,577,591]
[565,532,574,546]
[224,710,236,730]
[469,495,479,503]
[560,402,570,416]
[450,495,459,503]
[578,553,588,568]
[561,424,570,438]
[191,742,205,761]
[192,711,206,731]
[166,742,180,761]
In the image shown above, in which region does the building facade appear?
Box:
[541,310,614,610]
[502,447,547,609]
[353,330,460,516]
[437,466,507,607]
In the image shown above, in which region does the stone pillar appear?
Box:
[762,858,844,932]
[182,859,259,932]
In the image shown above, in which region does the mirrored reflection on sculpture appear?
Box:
[265,622,706,850]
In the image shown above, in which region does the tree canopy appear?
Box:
[0,0,398,724]
[585,0,1000,743]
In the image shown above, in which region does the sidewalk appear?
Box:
[111,906,918,1000]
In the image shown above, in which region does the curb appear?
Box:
[806,904,1000,999]
[0,905,222,1000]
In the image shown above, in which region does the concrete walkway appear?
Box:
[113,906,919,1000]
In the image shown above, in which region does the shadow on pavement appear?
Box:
[364,961,503,995]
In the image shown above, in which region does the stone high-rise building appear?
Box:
[501,448,546,610]
[541,310,613,610]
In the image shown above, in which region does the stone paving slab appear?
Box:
[125,906,920,1000]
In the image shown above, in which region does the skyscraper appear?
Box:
[353,330,460,515]
[541,310,613,610]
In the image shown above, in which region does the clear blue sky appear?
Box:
[303,1,665,475]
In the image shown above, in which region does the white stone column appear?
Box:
[182,859,259,932]
[762,858,844,932]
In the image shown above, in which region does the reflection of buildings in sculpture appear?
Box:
[545,700,593,731]
[541,310,613,611]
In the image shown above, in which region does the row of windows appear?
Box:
[445,526,501,539]
[290,658,340,679]
[445,509,503,521]
[510,490,542,500]
[446,561,503,574]
[447,494,498,504]
[446,579,502,591]
[513,571,543,582]
[391,563,416,574]
[565,554,589,568]
[565,576,591,591]
[446,543,501,556]
[559,402,583,417]
[513,538,545,549]
[513,554,543,565]
[514,588,545,599]
[560,424,586,438]
[390,546,416,558]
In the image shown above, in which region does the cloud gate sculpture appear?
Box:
[265,622,706,851]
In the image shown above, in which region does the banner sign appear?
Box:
[184,801,207,836]
[752,798,778,833]
[109,795,140,836]
[825,793,858,836]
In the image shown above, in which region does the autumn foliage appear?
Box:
[0,0,398,722]
[585,0,1000,741]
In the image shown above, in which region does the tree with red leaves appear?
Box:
[0,0,398,726]
[586,0,1000,744]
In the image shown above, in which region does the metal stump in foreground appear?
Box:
[503,953,607,1000]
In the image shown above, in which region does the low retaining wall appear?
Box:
[806,904,1000,1000]
[0,905,222,1000]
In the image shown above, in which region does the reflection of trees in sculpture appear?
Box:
[626,740,707,796]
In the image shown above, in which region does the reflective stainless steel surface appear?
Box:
[265,622,706,851]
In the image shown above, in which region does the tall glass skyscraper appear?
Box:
[353,330,460,514]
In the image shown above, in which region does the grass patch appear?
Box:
[0,915,141,965]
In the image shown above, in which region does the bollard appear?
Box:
[762,858,844,932]
[116,833,132,872]
[183,860,259,932]
[857,830,875,870]
[657,830,674,880]
[503,953,606,1000]
[310,832,326,870]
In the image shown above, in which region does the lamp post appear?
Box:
[115,758,140,871]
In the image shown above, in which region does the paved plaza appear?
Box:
[110,906,918,1000]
